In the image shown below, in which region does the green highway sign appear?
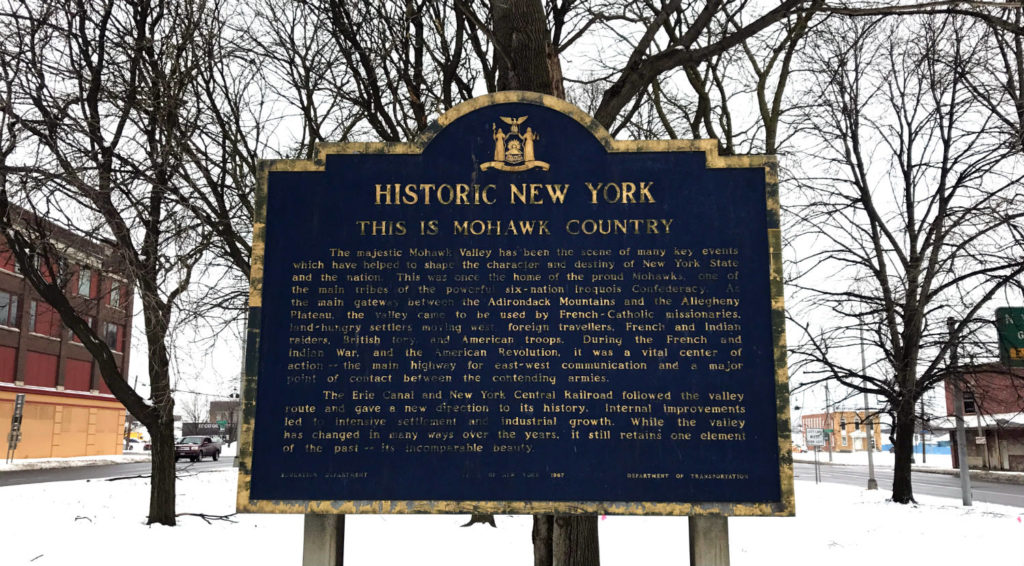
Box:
[995,307,1024,367]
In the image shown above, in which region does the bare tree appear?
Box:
[587,0,820,130]
[178,391,210,424]
[594,0,822,155]
[963,3,1024,151]
[304,0,489,141]
[245,0,366,159]
[0,0,219,525]
[787,13,1024,504]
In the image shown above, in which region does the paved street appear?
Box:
[4,455,1020,510]
[794,461,1024,508]
[0,456,236,487]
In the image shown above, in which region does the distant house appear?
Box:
[801,410,883,452]
[932,365,1024,472]
[0,209,134,459]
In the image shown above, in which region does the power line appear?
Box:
[171,388,238,398]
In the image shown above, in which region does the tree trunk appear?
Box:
[546,43,565,100]
[489,2,598,561]
[491,0,555,94]
[890,397,917,503]
[147,416,177,525]
[553,516,600,566]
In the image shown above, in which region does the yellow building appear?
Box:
[2,388,126,458]
[802,410,883,452]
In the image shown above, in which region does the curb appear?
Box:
[921,467,1024,486]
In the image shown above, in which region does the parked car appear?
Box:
[125,438,143,451]
[174,435,222,462]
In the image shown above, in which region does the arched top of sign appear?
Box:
[291,91,775,174]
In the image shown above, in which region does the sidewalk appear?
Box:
[793,449,1024,485]
[0,443,239,472]
[0,453,152,472]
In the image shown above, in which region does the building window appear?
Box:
[70,316,93,343]
[841,433,848,447]
[0,291,18,327]
[963,389,976,414]
[854,415,861,428]
[104,322,124,352]
[0,247,16,272]
[78,267,92,296]
[29,300,61,338]
[109,282,120,308]
[30,254,67,283]
[839,416,847,430]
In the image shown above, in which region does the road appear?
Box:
[0,456,235,487]
[794,461,1024,508]
[4,456,1021,509]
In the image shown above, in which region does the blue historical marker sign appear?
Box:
[237,93,794,516]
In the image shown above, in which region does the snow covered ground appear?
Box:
[1,462,1022,566]
[792,448,954,470]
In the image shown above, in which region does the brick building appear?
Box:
[801,410,883,452]
[208,399,240,442]
[0,217,133,459]
[932,365,1024,471]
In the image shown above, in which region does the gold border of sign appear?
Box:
[238,91,795,517]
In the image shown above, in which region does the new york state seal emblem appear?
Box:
[480,116,550,172]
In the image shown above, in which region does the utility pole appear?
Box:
[825,385,833,462]
[859,326,877,490]
[920,398,927,464]
[947,318,972,506]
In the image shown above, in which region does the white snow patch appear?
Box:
[1,469,1021,565]
[0,453,152,472]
